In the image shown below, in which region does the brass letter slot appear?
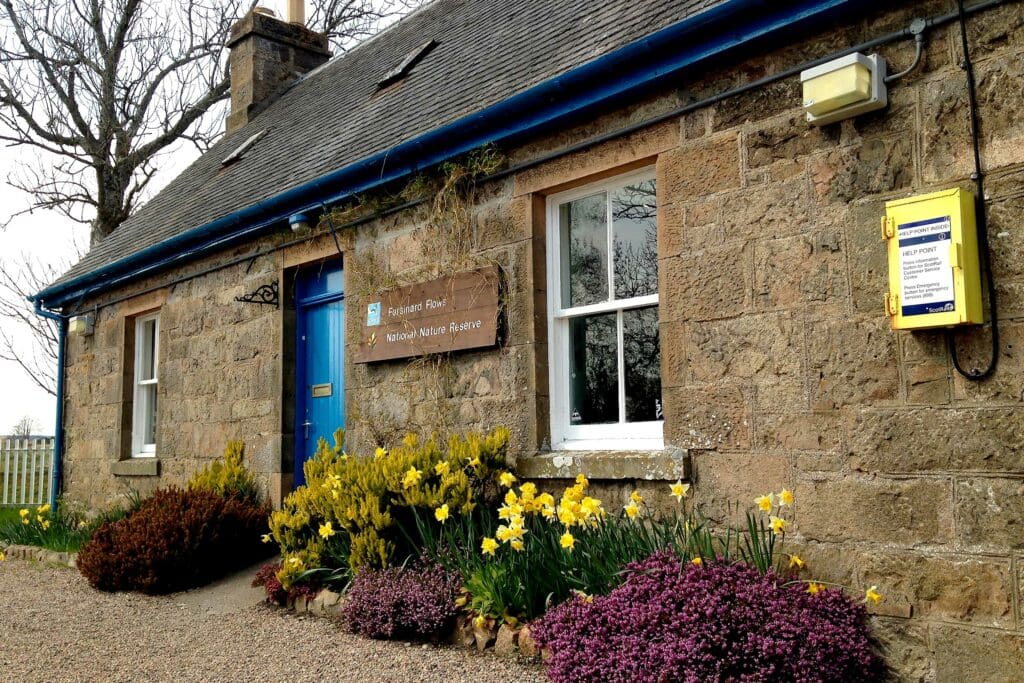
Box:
[311,383,333,398]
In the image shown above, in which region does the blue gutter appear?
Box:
[33,301,67,509]
[32,0,864,310]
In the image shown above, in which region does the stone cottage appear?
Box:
[31,0,1024,677]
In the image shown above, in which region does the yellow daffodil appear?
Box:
[572,589,594,604]
[21,518,29,526]
[560,531,575,551]
[788,554,805,570]
[36,515,44,525]
[575,473,588,487]
[504,489,519,506]
[755,494,774,512]
[318,522,335,539]
[0,552,5,562]
[374,446,388,459]
[261,533,272,543]
[520,482,537,498]
[630,490,643,505]
[670,480,690,502]
[481,537,498,556]
[18,509,28,518]
[778,489,794,507]
[473,614,487,629]
[865,586,883,604]
[807,582,824,595]
[37,504,50,515]
[402,467,422,489]
[287,556,303,567]
[623,501,640,519]
[499,471,517,488]
[40,520,50,530]
[510,539,524,552]
[434,461,450,477]
[769,515,787,535]
[580,496,602,517]
[540,504,556,519]
[77,520,88,529]
[434,504,450,523]
[691,557,703,566]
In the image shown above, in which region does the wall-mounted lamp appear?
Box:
[68,313,95,336]
[288,212,313,235]
[801,53,887,126]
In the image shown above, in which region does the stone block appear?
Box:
[955,477,1024,551]
[857,551,1013,628]
[798,476,953,545]
[806,317,900,409]
[690,450,790,524]
[719,177,814,243]
[951,322,1024,404]
[448,615,475,648]
[756,411,842,453]
[663,385,751,451]
[752,231,847,311]
[659,319,687,387]
[493,624,519,656]
[685,312,802,385]
[517,624,539,657]
[711,79,800,132]
[905,360,951,405]
[661,243,750,323]
[929,624,1024,683]
[848,408,1024,474]
[657,201,686,259]
[984,196,1024,281]
[746,112,840,169]
[870,617,933,683]
[658,134,740,199]
[810,136,914,204]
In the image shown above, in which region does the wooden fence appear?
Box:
[0,437,54,507]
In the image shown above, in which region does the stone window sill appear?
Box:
[111,458,160,477]
[514,449,689,481]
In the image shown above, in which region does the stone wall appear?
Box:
[59,1,1024,678]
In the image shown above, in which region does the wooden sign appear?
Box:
[354,266,501,363]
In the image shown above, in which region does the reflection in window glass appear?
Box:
[140,319,156,380]
[142,385,157,446]
[569,312,617,425]
[623,306,662,422]
[612,179,658,299]
[560,192,608,308]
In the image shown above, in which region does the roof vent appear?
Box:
[222,129,268,165]
[378,39,437,88]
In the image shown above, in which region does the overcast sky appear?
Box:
[0,0,311,436]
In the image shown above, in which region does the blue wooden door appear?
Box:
[295,262,345,487]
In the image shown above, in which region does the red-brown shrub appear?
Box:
[77,487,271,594]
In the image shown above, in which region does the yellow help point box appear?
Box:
[882,188,983,330]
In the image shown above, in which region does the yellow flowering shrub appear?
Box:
[269,427,509,585]
[187,440,262,503]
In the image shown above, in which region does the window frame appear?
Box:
[545,168,663,451]
[130,312,160,458]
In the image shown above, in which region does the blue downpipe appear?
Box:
[33,301,67,510]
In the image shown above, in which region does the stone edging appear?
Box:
[286,589,541,658]
[1,543,78,568]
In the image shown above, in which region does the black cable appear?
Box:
[946,0,999,381]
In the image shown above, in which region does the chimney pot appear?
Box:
[288,0,305,25]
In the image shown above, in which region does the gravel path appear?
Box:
[0,560,547,683]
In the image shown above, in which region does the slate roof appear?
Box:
[50,0,721,289]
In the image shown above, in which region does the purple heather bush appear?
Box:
[532,551,884,683]
[342,562,461,640]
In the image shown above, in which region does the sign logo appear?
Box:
[366,302,381,327]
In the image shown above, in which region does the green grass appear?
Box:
[0,500,139,554]
[0,506,22,526]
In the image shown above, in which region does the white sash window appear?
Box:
[131,313,160,457]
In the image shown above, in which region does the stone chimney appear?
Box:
[225,7,330,133]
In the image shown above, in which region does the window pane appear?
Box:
[560,192,608,308]
[569,312,617,425]
[142,384,157,446]
[623,306,662,422]
[613,179,658,299]
[139,319,156,381]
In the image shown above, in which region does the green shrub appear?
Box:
[77,487,271,594]
[188,440,261,503]
[269,427,509,586]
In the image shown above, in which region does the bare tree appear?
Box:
[0,0,422,246]
[11,414,38,436]
[0,0,421,395]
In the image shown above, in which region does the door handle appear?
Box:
[302,420,312,439]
